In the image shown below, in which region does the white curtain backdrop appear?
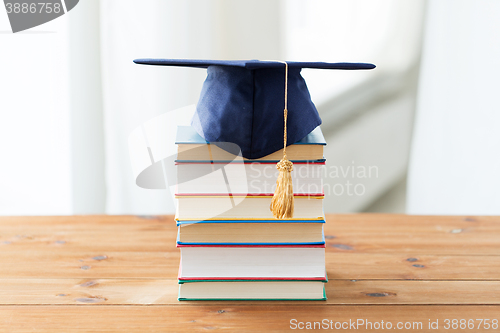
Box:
[0,0,425,216]
[101,0,423,215]
[0,9,72,215]
[407,0,500,214]
[100,0,282,214]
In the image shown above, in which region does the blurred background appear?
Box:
[1,0,499,216]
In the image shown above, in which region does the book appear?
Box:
[175,195,324,220]
[178,245,326,280]
[176,220,325,245]
[178,279,327,301]
[176,125,326,162]
[176,161,325,196]
[172,124,328,301]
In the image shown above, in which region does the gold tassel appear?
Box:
[270,62,294,219]
[271,156,294,218]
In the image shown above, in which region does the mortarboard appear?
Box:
[133,59,375,160]
[133,59,375,219]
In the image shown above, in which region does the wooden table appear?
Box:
[0,214,499,332]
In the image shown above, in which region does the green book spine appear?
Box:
[178,286,327,301]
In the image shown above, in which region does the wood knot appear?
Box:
[364,292,396,297]
[75,296,107,303]
[217,310,225,314]
[331,244,353,250]
[80,281,98,287]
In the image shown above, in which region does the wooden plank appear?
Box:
[0,215,172,228]
[0,279,499,305]
[326,253,500,280]
[0,213,493,235]
[326,214,500,231]
[0,239,172,253]
[1,251,500,280]
[5,229,498,246]
[0,252,179,279]
[324,232,500,255]
[2,216,500,255]
[0,305,499,332]
[1,214,499,232]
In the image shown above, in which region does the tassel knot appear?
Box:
[276,159,293,172]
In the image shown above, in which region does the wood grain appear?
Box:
[0,305,499,332]
[0,279,499,305]
[0,214,499,332]
[1,251,500,280]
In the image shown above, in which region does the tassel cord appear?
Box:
[270,61,294,219]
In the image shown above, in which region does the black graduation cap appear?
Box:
[133,59,375,160]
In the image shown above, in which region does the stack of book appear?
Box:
[174,125,327,301]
